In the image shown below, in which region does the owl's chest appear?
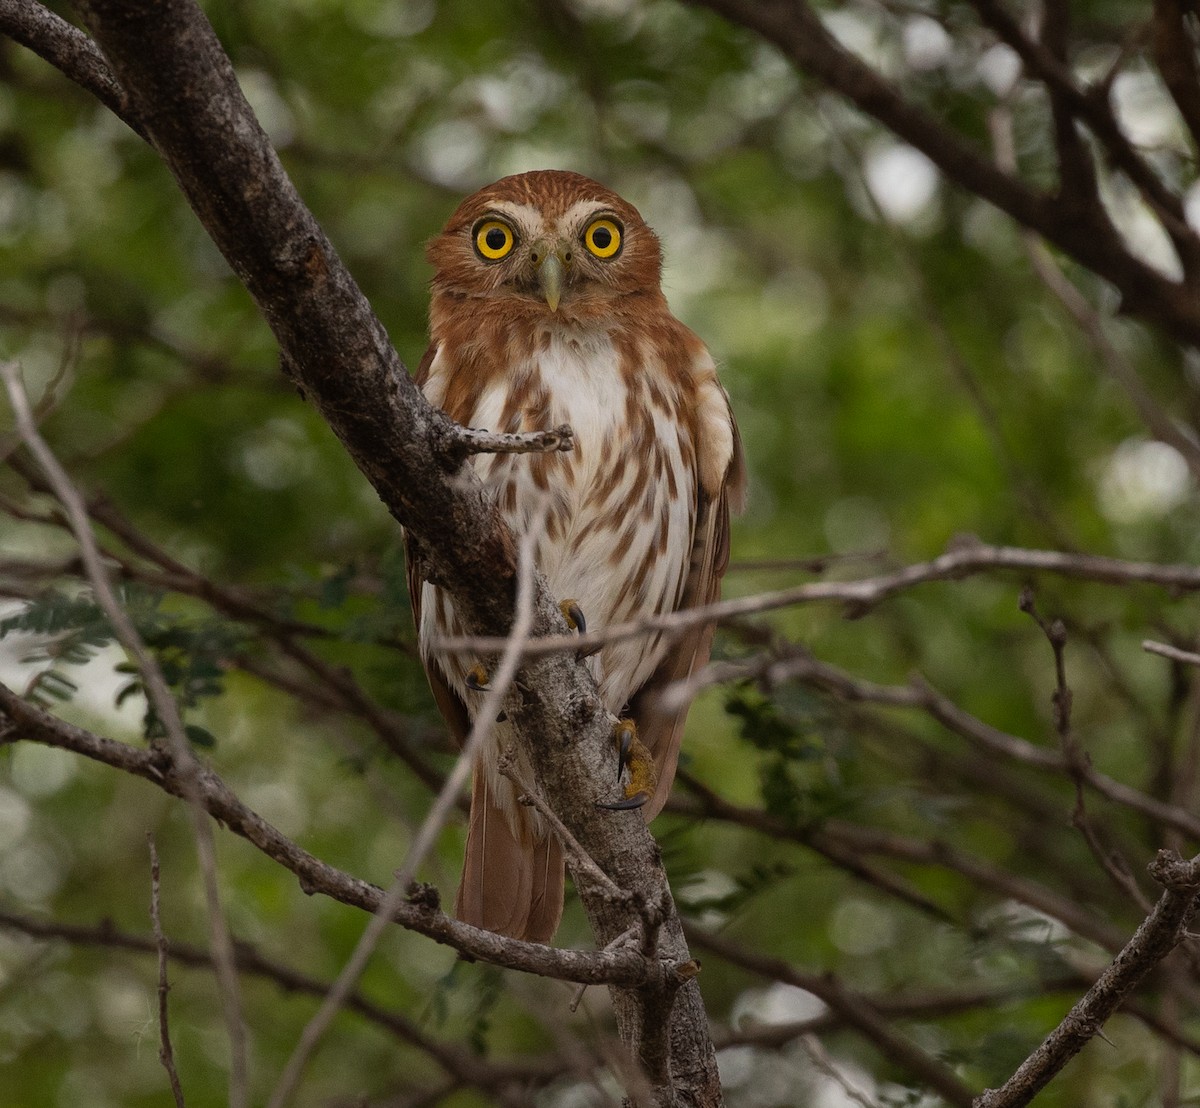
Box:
[467,330,629,506]
[421,325,698,709]
[482,332,622,439]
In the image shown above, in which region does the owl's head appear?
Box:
[426,170,663,319]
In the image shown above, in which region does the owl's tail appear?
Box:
[455,770,565,943]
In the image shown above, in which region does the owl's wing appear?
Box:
[628,414,746,821]
[405,342,470,746]
[406,342,563,939]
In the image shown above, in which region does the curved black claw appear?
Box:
[597,791,651,811]
[560,598,587,635]
[615,722,635,781]
[604,719,656,811]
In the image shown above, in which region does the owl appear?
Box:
[408,170,745,942]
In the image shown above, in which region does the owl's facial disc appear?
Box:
[528,238,572,312]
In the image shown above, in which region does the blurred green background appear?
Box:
[3,0,1199,1105]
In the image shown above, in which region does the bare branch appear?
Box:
[148,835,187,1108]
[0,0,144,136]
[437,422,576,463]
[0,681,653,986]
[800,1035,881,1108]
[0,359,250,1108]
[439,539,1200,660]
[975,851,1200,1108]
[1021,589,1153,911]
[1144,640,1200,668]
[499,748,631,908]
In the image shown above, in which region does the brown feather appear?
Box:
[456,773,565,941]
[405,345,467,739]
[627,486,730,820]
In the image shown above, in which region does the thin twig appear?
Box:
[265,514,544,1108]
[1017,588,1075,754]
[498,750,630,906]
[148,835,186,1108]
[1145,640,1200,668]
[441,422,576,461]
[801,1034,881,1108]
[0,360,250,1108]
[1020,588,1151,910]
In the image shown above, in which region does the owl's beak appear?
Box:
[532,241,567,312]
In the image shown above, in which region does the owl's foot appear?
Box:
[559,598,587,634]
[597,719,657,810]
[560,598,601,659]
[464,664,491,692]
[464,664,509,722]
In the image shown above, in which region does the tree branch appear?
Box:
[685,0,1200,346]
[147,835,187,1108]
[1145,639,1200,668]
[0,0,144,137]
[974,850,1200,1108]
[440,538,1200,661]
[436,422,576,465]
[0,908,569,1096]
[0,681,653,988]
[686,923,978,1107]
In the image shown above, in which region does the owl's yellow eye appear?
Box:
[474,219,515,261]
[583,218,622,259]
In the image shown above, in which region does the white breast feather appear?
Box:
[420,327,703,822]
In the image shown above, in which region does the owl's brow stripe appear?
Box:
[470,198,617,236]
[477,199,543,230]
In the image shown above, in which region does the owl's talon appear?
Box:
[465,664,491,692]
[597,791,651,811]
[560,598,587,634]
[598,719,657,811]
[616,723,634,780]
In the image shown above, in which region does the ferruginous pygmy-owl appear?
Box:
[408,170,745,942]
